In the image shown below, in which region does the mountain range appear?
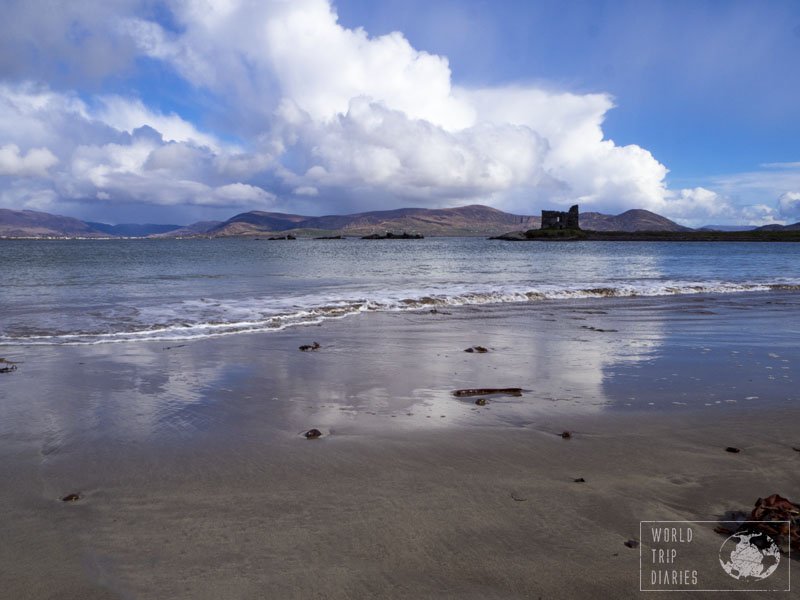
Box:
[0,205,796,238]
[0,208,105,238]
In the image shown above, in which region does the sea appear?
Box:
[1,238,799,346]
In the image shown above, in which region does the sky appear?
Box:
[1,0,799,226]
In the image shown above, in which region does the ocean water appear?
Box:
[1,238,799,345]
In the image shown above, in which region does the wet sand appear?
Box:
[1,293,798,599]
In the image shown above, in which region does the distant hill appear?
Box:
[579,209,690,232]
[208,205,539,237]
[755,222,800,231]
[153,221,224,237]
[0,209,203,238]
[86,222,183,237]
[698,225,757,232]
[0,209,106,238]
[208,211,311,236]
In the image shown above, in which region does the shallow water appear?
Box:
[1,293,798,450]
[1,237,799,344]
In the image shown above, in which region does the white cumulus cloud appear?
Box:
[0,83,275,214]
[95,96,224,150]
[121,0,689,216]
[778,191,800,220]
[0,143,58,177]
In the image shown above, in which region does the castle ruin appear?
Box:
[541,205,580,230]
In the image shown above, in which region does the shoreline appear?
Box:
[4,287,800,347]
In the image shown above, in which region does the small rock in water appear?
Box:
[304,429,322,439]
[560,431,572,439]
[573,477,586,483]
[725,446,741,453]
[0,358,18,373]
[61,493,81,502]
[299,342,321,352]
[475,398,487,406]
[464,346,489,353]
[624,539,640,549]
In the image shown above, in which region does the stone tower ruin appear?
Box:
[540,205,579,230]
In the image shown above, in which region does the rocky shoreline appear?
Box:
[491,228,800,242]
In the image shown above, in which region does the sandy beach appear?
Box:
[1,292,798,599]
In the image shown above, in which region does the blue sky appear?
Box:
[1,0,799,225]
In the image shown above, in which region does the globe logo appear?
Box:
[718,529,781,581]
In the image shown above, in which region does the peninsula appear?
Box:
[491,205,800,242]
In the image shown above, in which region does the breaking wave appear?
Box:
[2,281,799,345]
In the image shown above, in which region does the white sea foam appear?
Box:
[2,280,798,346]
